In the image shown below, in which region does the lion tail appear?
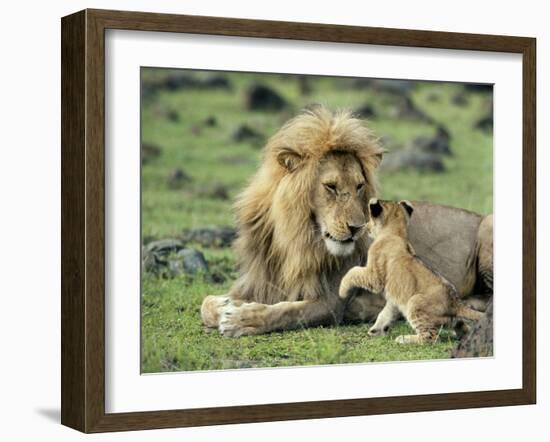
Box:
[456,303,485,321]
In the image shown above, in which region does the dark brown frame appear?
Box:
[61,8,536,433]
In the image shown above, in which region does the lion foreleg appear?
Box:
[201,293,243,328]
[219,298,342,337]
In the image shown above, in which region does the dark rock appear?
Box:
[370,79,414,95]
[198,183,230,201]
[177,248,209,274]
[298,75,313,96]
[435,124,451,142]
[231,124,264,146]
[354,104,377,119]
[203,116,218,127]
[144,238,185,255]
[451,91,468,106]
[163,73,201,91]
[348,78,373,89]
[166,110,179,122]
[141,72,232,98]
[152,106,180,122]
[426,92,440,103]
[202,75,231,89]
[142,250,167,274]
[142,241,210,278]
[167,168,192,190]
[381,150,445,173]
[475,115,493,132]
[452,301,493,358]
[142,239,184,276]
[245,83,288,111]
[389,96,433,123]
[408,125,452,156]
[183,226,237,248]
[474,97,493,132]
[464,83,493,93]
[141,143,162,165]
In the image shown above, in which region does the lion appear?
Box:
[200,105,493,337]
[339,199,484,344]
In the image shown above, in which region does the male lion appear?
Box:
[339,199,484,344]
[201,106,493,337]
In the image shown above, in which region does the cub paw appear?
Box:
[395,334,420,344]
[368,325,390,337]
[339,267,364,299]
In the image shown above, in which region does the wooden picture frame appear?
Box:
[61,8,536,433]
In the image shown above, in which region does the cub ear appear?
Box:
[369,198,383,218]
[399,200,414,218]
[277,148,303,173]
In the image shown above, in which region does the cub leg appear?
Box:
[339,265,383,300]
[368,302,400,336]
[395,294,445,345]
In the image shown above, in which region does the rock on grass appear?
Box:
[142,240,209,278]
[474,96,493,133]
[175,249,209,274]
[141,142,162,165]
[198,183,230,201]
[381,150,445,173]
[231,124,264,146]
[144,238,185,254]
[389,95,434,123]
[354,104,377,119]
[167,168,192,190]
[408,125,452,156]
[245,83,288,111]
[183,226,237,248]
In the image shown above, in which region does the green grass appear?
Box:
[142,273,456,372]
[141,69,492,373]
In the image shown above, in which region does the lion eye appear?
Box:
[357,183,365,192]
[324,183,337,193]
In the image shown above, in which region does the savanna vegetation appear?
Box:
[140,68,493,373]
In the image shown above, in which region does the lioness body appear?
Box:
[200,106,493,337]
[339,199,484,344]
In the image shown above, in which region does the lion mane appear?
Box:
[229,106,384,305]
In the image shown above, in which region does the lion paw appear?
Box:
[219,303,268,338]
[201,295,232,328]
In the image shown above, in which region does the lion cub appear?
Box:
[339,198,483,344]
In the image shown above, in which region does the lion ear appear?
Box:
[373,150,385,168]
[369,198,383,218]
[277,148,303,173]
[399,200,414,218]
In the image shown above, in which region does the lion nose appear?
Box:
[347,223,364,236]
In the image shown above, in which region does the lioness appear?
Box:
[339,199,484,344]
[201,106,493,337]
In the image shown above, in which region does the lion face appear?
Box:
[312,152,369,256]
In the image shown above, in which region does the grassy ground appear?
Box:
[141,69,492,373]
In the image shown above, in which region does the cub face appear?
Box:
[366,198,414,239]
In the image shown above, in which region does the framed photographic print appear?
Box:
[61,9,536,433]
